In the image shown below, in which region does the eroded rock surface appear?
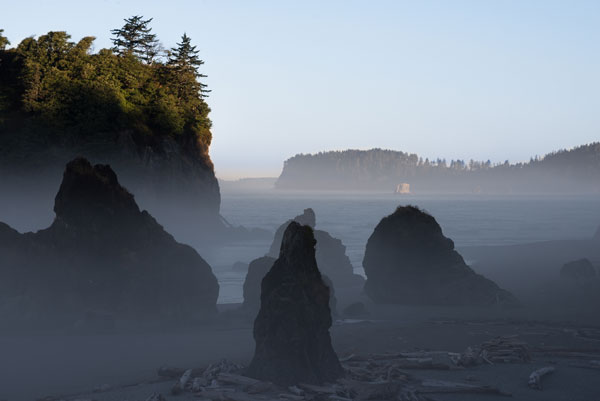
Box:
[267,209,364,290]
[246,222,343,385]
[0,158,219,327]
[363,205,517,306]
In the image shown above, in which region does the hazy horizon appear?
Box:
[3,0,600,179]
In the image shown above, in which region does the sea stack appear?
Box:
[560,258,597,281]
[246,222,343,385]
[363,205,517,306]
[0,158,219,326]
[267,209,364,290]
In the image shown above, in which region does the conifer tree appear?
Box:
[168,33,210,97]
[110,16,159,63]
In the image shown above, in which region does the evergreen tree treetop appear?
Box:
[110,15,159,63]
[0,19,213,154]
[169,33,210,97]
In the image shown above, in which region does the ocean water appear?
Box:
[206,191,600,303]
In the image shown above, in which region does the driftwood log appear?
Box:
[419,379,511,396]
[171,368,192,394]
[528,366,555,390]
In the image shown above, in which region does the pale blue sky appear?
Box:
[3,0,599,178]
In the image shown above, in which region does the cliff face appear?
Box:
[0,128,222,239]
[0,158,219,327]
[0,33,223,240]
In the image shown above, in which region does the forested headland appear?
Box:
[0,18,223,239]
[275,144,600,194]
[0,17,211,164]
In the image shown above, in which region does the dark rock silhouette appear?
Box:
[0,158,219,327]
[363,206,517,306]
[560,259,597,281]
[242,256,276,310]
[243,260,337,314]
[246,222,343,385]
[267,208,316,256]
[267,209,364,290]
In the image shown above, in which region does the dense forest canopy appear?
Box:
[276,144,600,193]
[0,17,212,158]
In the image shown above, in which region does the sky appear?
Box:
[2,0,600,179]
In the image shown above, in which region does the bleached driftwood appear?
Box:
[217,373,261,387]
[341,351,451,362]
[528,366,555,390]
[533,348,600,359]
[418,379,511,396]
[456,336,531,366]
[389,357,451,370]
[171,369,193,394]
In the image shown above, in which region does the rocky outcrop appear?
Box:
[242,256,276,310]
[0,158,219,327]
[560,259,597,281]
[246,222,343,385]
[363,206,517,306]
[267,209,316,256]
[0,130,224,243]
[267,209,364,290]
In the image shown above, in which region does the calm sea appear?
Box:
[205,191,600,303]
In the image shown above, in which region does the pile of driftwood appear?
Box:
[148,352,511,401]
[453,335,531,366]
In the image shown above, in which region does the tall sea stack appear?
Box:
[246,222,343,385]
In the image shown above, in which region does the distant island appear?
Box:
[275,144,600,194]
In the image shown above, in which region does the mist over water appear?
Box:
[207,190,600,303]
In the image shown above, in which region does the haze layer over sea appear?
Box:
[206,190,600,303]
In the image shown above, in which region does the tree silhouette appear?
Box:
[111,16,159,63]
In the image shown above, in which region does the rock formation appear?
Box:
[267,209,316,256]
[560,258,597,281]
[243,260,337,315]
[0,158,219,327]
[267,209,364,290]
[246,222,343,385]
[242,256,276,310]
[363,205,517,306]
